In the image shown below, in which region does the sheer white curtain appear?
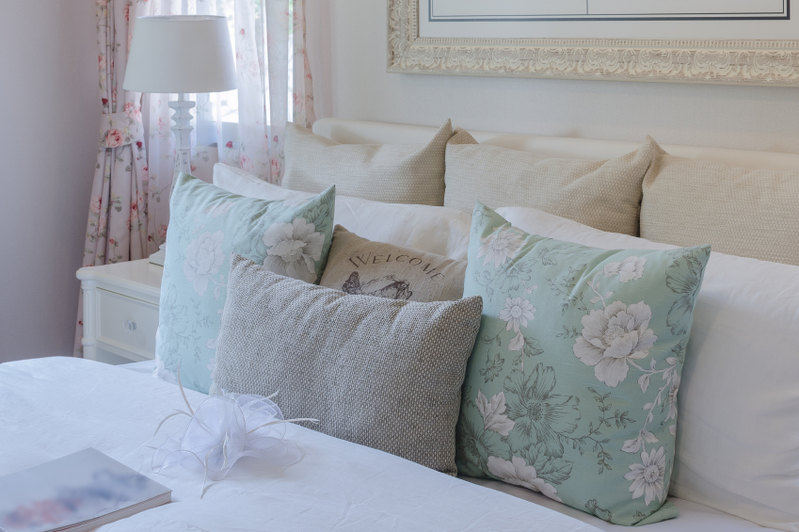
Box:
[138,0,315,240]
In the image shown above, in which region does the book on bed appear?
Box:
[0,448,171,532]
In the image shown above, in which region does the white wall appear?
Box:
[308,1,799,154]
[0,0,98,361]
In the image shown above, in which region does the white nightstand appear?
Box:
[77,259,163,364]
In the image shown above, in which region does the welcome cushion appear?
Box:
[319,225,466,302]
[457,203,710,525]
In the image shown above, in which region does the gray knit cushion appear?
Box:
[213,254,483,474]
[282,120,453,206]
[319,225,467,302]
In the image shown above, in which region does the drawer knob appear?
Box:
[125,320,137,332]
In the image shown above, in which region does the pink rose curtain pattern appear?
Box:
[85,1,152,268]
[76,0,315,355]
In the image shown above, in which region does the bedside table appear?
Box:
[77,259,163,364]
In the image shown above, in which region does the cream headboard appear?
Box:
[310,117,799,266]
[312,118,799,171]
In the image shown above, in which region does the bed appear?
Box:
[3,118,798,531]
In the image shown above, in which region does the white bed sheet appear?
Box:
[123,359,770,531]
[117,360,771,531]
[465,480,773,532]
[2,357,599,532]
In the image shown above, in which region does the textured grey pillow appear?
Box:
[319,225,467,302]
[444,129,658,236]
[281,120,453,205]
[213,254,483,474]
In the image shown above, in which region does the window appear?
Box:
[195,1,296,150]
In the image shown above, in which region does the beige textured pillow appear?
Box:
[282,120,453,205]
[444,129,658,235]
[320,226,466,302]
[641,152,799,265]
[212,255,483,474]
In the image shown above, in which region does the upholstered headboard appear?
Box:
[309,117,799,266]
[313,117,799,171]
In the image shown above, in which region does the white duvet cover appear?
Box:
[2,357,778,531]
[2,357,599,532]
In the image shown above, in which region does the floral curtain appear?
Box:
[84,1,152,267]
[75,0,314,355]
[74,0,153,355]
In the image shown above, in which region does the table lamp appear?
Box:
[123,15,237,265]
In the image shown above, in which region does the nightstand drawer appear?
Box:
[96,288,159,358]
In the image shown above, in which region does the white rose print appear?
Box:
[477,227,524,268]
[604,256,646,283]
[183,231,225,296]
[262,217,324,282]
[573,301,657,387]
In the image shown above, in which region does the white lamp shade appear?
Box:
[123,15,236,94]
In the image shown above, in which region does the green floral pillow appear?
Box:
[155,173,335,393]
[457,203,710,526]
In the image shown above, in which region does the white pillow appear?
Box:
[496,205,799,531]
[213,163,472,261]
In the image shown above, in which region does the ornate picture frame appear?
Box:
[387,0,799,86]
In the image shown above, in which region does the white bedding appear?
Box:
[2,357,774,531]
[468,480,771,532]
[2,357,599,532]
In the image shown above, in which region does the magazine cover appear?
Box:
[0,448,170,532]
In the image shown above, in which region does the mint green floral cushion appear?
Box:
[457,203,710,526]
[155,173,335,393]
